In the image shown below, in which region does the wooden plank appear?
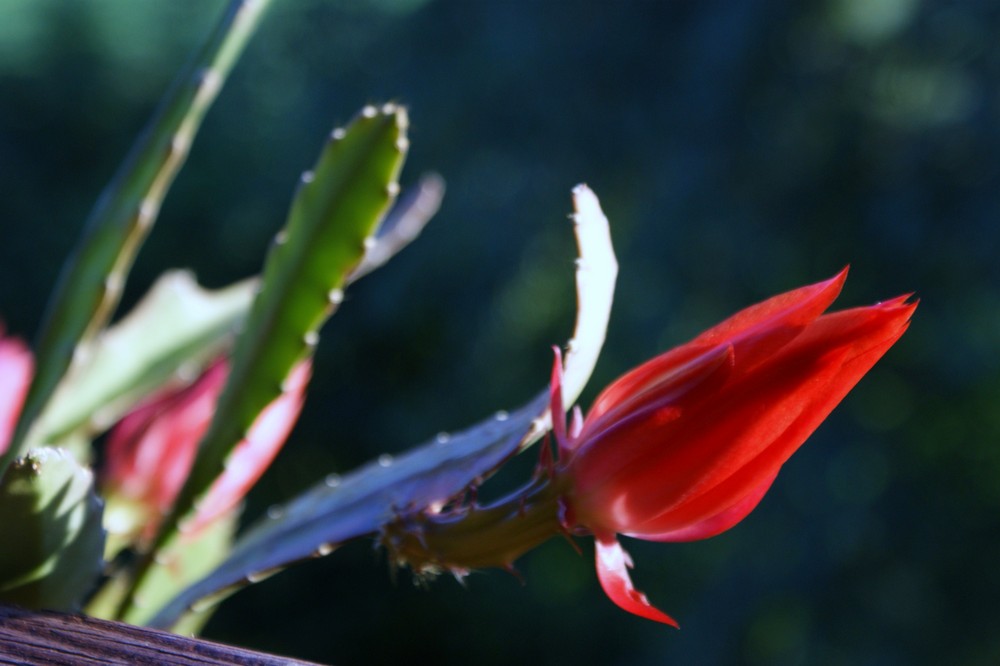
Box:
[0,604,320,665]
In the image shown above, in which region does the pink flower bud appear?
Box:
[0,325,33,456]
[103,359,311,537]
[185,360,312,532]
[104,361,228,518]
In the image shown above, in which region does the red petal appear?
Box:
[594,536,678,627]
[586,268,847,425]
[573,294,916,538]
[631,470,777,542]
[568,345,734,506]
[549,347,569,457]
[685,267,849,353]
[579,342,734,445]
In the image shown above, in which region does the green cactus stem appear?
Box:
[121,104,408,621]
[381,466,571,578]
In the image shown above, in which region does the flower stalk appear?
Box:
[382,461,570,577]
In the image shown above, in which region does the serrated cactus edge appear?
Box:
[121,105,409,619]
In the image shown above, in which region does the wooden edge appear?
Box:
[0,603,323,665]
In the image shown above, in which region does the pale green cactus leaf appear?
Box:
[26,272,255,451]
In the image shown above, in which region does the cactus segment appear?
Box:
[2,0,272,473]
[27,272,255,451]
[149,391,548,628]
[533,183,618,445]
[148,185,618,628]
[133,106,408,608]
[0,448,105,611]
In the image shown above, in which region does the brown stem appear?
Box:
[382,473,571,573]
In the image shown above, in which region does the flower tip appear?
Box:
[882,293,918,309]
[871,294,918,332]
[828,265,850,291]
[898,295,919,319]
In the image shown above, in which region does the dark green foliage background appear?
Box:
[1,1,997,663]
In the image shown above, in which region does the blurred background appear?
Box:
[1,0,998,663]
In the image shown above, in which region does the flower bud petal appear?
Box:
[558,271,916,625]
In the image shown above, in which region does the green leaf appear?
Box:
[3,0,271,473]
[148,185,618,628]
[27,272,255,450]
[27,170,440,455]
[0,448,105,611]
[123,105,409,621]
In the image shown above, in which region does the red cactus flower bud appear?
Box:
[552,268,916,626]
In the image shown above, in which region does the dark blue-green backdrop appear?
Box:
[1,1,996,664]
